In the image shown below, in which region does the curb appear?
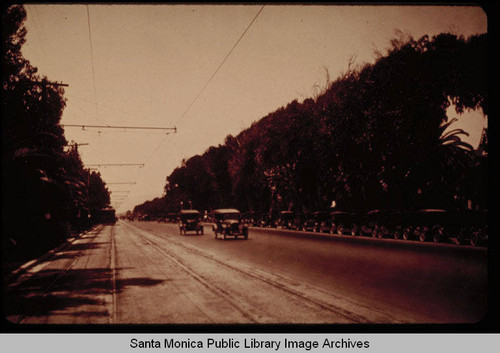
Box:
[5,226,99,284]
[249,226,487,253]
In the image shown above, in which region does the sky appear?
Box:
[19,4,488,213]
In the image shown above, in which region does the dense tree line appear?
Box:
[2,5,111,264]
[134,30,487,218]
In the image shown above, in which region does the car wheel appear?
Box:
[402,228,411,240]
[470,231,479,247]
[432,226,443,243]
[394,229,401,239]
[419,229,427,242]
[337,226,343,235]
[456,229,464,245]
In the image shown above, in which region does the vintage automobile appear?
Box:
[301,213,315,232]
[167,213,179,223]
[278,211,294,229]
[399,209,447,242]
[415,209,488,245]
[265,212,279,228]
[313,211,331,233]
[329,211,361,236]
[301,211,329,232]
[455,209,488,246]
[212,209,249,240]
[178,210,204,235]
[361,209,401,238]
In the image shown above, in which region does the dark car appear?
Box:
[213,209,249,240]
[265,212,279,228]
[278,211,294,229]
[361,209,401,238]
[401,209,447,242]
[302,211,329,232]
[178,210,204,235]
[329,211,361,236]
[455,209,488,246]
[167,213,178,223]
[301,213,315,232]
[431,209,488,245]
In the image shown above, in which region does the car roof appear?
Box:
[418,209,446,213]
[180,209,200,214]
[214,208,240,213]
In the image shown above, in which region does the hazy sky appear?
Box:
[20,4,487,213]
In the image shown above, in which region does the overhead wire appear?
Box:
[66,93,162,125]
[85,5,106,167]
[120,5,265,213]
[174,5,265,126]
[86,5,100,124]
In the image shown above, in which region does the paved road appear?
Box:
[4,220,487,324]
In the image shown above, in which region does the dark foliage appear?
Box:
[2,5,111,265]
[134,32,486,218]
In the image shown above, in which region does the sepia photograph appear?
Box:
[1,2,493,331]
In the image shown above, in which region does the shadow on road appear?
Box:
[3,267,164,320]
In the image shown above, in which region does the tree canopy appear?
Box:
[2,5,111,260]
[134,31,487,218]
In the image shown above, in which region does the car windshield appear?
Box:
[182,213,199,220]
[219,213,240,220]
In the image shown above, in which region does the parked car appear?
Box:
[278,211,294,229]
[401,209,447,242]
[455,209,488,246]
[265,212,279,228]
[301,213,315,232]
[212,209,249,240]
[178,210,203,235]
[360,209,401,238]
[312,211,330,233]
[329,211,361,236]
[301,211,329,232]
[424,209,488,245]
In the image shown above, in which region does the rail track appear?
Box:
[122,221,402,323]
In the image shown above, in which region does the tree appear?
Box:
[2,5,111,261]
[140,31,486,217]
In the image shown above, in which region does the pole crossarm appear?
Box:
[28,80,69,87]
[86,163,144,167]
[66,142,89,146]
[61,124,177,132]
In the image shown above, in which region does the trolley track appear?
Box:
[123,221,401,323]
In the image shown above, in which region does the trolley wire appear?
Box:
[174,5,265,126]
